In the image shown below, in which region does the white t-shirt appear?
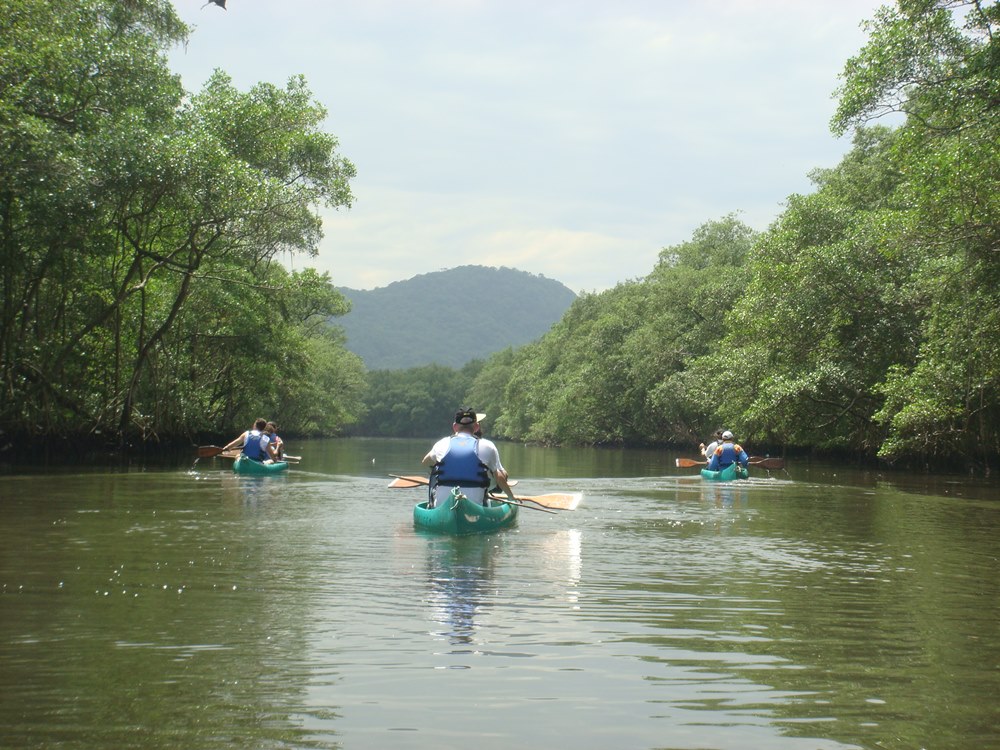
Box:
[427,433,503,505]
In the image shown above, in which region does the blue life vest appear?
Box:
[431,434,490,489]
[710,442,745,470]
[241,429,269,462]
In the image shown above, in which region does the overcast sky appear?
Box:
[168,0,885,294]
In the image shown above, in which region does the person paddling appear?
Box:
[421,408,515,508]
[706,430,749,472]
[472,412,507,495]
[700,429,724,459]
[223,418,278,463]
[264,421,284,461]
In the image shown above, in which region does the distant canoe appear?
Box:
[233,456,289,475]
[700,463,748,481]
[413,492,518,535]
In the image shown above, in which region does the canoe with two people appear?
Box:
[223,418,289,474]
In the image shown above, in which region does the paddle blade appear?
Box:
[513,492,582,511]
[675,457,706,468]
[388,477,423,489]
[389,474,430,487]
[197,445,225,458]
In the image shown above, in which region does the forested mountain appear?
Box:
[334,266,576,369]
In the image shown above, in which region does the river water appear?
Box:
[2,437,998,750]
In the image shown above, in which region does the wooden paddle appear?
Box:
[198,445,300,464]
[749,457,784,470]
[491,492,582,511]
[388,476,425,488]
[388,474,518,489]
[674,457,707,468]
[387,474,576,510]
[675,456,785,470]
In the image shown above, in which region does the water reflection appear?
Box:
[422,535,501,645]
[218,470,288,507]
[538,527,583,606]
[5,441,1000,750]
[699,479,749,508]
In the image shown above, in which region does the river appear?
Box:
[1,437,998,750]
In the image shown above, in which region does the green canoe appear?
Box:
[233,456,289,475]
[413,490,518,535]
[700,463,749,481]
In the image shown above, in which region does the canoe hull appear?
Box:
[233,456,289,475]
[700,463,748,481]
[413,494,518,535]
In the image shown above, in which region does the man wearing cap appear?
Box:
[706,430,749,472]
[421,408,515,507]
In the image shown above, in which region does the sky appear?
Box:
[167,0,887,294]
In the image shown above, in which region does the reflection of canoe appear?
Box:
[233,456,289,475]
[414,492,518,535]
[700,463,748,481]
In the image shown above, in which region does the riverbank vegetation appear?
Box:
[0,0,365,450]
[362,2,1000,471]
[3,2,997,471]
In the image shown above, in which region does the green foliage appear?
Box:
[0,0,361,445]
[429,0,997,470]
[7,0,1000,468]
[828,0,1000,465]
[484,216,756,446]
[353,362,483,438]
[457,2,1000,468]
[876,256,1000,462]
[696,136,917,451]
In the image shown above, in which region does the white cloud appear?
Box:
[169,0,886,293]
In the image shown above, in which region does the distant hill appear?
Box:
[333,265,577,370]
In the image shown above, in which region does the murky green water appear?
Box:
[2,438,998,749]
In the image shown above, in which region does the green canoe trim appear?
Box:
[700,463,749,481]
[413,491,518,535]
[233,456,289,475]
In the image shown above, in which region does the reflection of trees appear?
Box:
[0,472,337,749]
[597,484,1000,749]
[423,535,501,645]
[743,489,1000,748]
[219,470,289,507]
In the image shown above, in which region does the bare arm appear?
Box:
[493,468,515,501]
[223,431,247,451]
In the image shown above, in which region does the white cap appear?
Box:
[722,430,734,440]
